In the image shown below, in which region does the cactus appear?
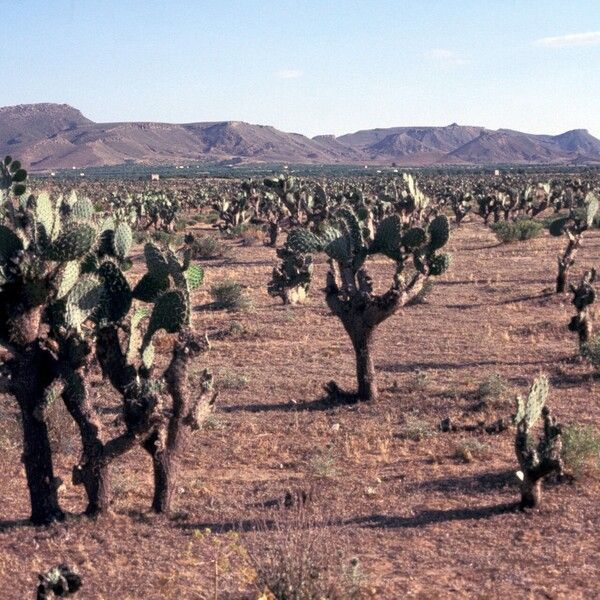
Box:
[268,243,314,305]
[36,564,82,599]
[568,269,596,347]
[550,192,598,293]
[284,201,451,402]
[43,223,97,262]
[514,376,563,509]
[0,155,28,197]
[0,158,211,521]
[113,221,133,258]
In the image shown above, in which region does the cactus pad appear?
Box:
[132,272,170,302]
[402,227,426,249]
[0,225,23,263]
[44,224,96,262]
[428,215,450,250]
[56,261,81,299]
[65,275,104,329]
[113,222,133,259]
[98,261,132,322]
[142,289,190,348]
[286,229,323,254]
[184,264,204,291]
[71,196,95,221]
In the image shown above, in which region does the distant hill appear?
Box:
[1,103,599,170]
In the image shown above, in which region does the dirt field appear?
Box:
[1,220,599,599]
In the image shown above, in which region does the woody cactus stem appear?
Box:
[62,330,154,516]
[144,332,216,514]
[326,266,424,402]
[60,335,109,516]
[514,376,564,509]
[8,340,64,524]
[569,269,596,347]
[556,237,580,293]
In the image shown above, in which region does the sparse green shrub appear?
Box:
[218,370,249,390]
[562,424,600,475]
[217,320,257,340]
[197,210,219,225]
[150,230,174,245]
[309,449,338,478]
[400,415,436,441]
[238,224,265,246]
[453,439,490,462]
[581,333,600,367]
[188,234,230,260]
[210,280,252,311]
[476,373,511,407]
[490,219,542,243]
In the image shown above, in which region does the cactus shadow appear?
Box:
[380,358,553,374]
[347,502,518,529]
[221,394,359,414]
[550,371,599,389]
[444,291,553,309]
[0,518,30,531]
[404,469,516,495]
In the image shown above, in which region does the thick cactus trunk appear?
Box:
[150,447,176,514]
[556,266,568,294]
[267,222,279,247]
[351,328,377,402]
[65,405,112,517]
[145,333,214,515]
[18,402,64,524]
[519,474,542,509]
[556,235,581,294]
[13,346,63,525]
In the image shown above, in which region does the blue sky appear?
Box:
[3,1,600,137]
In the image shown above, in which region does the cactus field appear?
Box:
[1,165,600,598]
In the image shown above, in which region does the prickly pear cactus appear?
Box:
[514,376,563,509]
[287,206,451,279]
[268,243,314,305]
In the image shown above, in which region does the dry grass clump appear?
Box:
[210,279,253,311]
[188,234,231,260]
[399,415,437,441]
[243,501,368,600]
[476,373,512,408]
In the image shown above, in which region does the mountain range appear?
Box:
[2,103,600,170]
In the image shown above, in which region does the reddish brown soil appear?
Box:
[1,221,599,599]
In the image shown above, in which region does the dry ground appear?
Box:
[1,220,600,599]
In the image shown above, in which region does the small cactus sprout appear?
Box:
[569,268,596,347]
[514,376,564,509]
[37,564,82,599]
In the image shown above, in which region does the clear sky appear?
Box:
[3,0,600,137]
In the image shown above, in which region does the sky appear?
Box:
[3,0,600,138]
